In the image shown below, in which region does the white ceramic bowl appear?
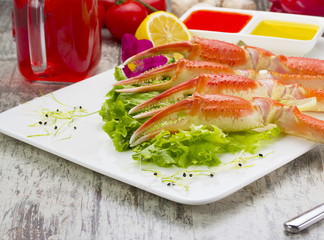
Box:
[180,6,324,56]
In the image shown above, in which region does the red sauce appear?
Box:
[183,10,252,33]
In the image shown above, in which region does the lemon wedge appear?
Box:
[135,11,192,46]
[282,97,317,112]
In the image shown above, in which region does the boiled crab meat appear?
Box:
[114,59,324,93]
[130,94,324,146]
[129,74,324,118]
[124,36,324,75]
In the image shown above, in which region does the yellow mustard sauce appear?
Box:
[250,20,319,41]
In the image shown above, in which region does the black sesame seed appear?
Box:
[238,163,242,167]
[56,109,59,112]
[189,174,193,177]
[153,172,157,176]
[54,126,58,130]
[39,121,42,125]
[210,173,214,177]
[167,183,171,186]
[44,122,47,125]
[258,153,263,157]
[79,106,82,109]
[74,126,77,129]
[45,114,48,117]
[183,173,186,177]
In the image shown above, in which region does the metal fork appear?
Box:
[284,203,324,233]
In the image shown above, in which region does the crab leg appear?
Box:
[124,37,253,69]
[114,59,252,93]
[129,74,324,119]
[259,71,324,90]
[124,36,324,75]
[115,59,324,93]
[130,94,324,146]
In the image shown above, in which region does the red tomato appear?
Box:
[104,0,148,40]
[100,0,115,10]
[141,0,167,13]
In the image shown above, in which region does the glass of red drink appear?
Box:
[12,0,101,83]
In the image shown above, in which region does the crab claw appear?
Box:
[114,59,244,93]
[113,62,178,93]
[130,94,265,146]
[124,36,253,69]
[130,94,324,146]
[124,36,324,75]
[129,96,198,146]
[123,41,194,65]
[129,74,263,118]
[129,74,324,119]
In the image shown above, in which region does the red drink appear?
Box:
[13,0,101,82]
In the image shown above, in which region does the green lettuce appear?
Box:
[132,125,281,168]
[99,67,160,151]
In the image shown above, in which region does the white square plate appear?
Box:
[1,38,324,205]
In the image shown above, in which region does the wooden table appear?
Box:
[1,1,323,239]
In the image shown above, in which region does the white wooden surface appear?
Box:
[0,1,323,239]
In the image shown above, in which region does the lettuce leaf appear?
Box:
[132,125,281,168]
[99,68,160,151]
[114,66,128,81]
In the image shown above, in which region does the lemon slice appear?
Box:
[135,11,192,46]
[282,97,317,112]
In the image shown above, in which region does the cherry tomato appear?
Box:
[141,0,167,14]
[104,0,148,40]
[280,0,324,16]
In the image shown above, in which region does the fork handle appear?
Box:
[284,203,324,233]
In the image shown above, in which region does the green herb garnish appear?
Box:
[28,93,98,139]
[142,150,273,191]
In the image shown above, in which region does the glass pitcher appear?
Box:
[12,0,102,83]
